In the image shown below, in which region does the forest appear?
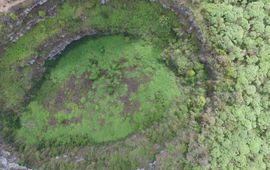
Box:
[0,0,270,169]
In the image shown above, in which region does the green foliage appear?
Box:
[38,10,46,17]
[9,13,18,21]
[197,0,270,169]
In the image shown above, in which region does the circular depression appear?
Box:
[0,1,211,168]
[16,34,181,146]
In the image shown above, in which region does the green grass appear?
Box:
[15,35,181,147]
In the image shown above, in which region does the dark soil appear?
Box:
[44,72,93,126]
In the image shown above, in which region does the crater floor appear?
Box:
[17,35,180,146]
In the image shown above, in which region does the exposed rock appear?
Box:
[1,0,57,44]
[100,0,110,5]
[40,29,98,61]
[0,137,30,170]
[16,0,48,18]
[8,17,43,42]
[0,156,8,169]
[148,161,156,170]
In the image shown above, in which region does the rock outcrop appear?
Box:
[1,0,58,44]
[100,0,110,5]
[0,137,30,170]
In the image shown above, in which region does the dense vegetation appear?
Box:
[198,1,270,169]
[184,0,270,169]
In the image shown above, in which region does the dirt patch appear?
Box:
[120,95,140,114]
[99,118,106,127]
[44,72,93,113]
[120,68,151,115]
[44,72,93,126]
[62,115,82,126]
[66,74,77,91]
[124,77,140,93]
[0,45,6,58]
[48,115,82,126]
[79,71,93,90]
[54,89,65,112]
[48,116,57,126]
[0,0,29,12]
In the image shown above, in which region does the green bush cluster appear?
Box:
[190,0,270,169]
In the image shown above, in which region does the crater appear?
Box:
[16,35,181,146]
[0,0,210,168]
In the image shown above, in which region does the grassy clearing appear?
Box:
[16,35,180,147]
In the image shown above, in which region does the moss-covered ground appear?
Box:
[17,35,180,146]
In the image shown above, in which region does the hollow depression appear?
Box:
[0,0,211,168]
[16,35,181,146]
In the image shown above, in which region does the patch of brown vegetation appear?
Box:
[124,77,140,93]
[62,115,82,126]
[48,114,82,127]
[80,71,93,90]
[46,72,93,112]
[66,74,76,91]
[120,68,151,115]
[99,118,106,127]
[120,94,140,114]
[45,72,93,126]
[0,45,6,58]
[44,88,66,114]
[48,116,57,126]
